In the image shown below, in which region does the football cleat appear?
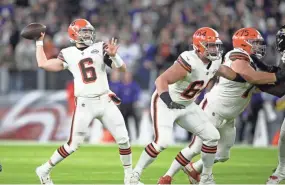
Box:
[128,171,141,185]
[157,175,172,185]
[36,166,54,185]
[183,162,200,184]
[199,173,215,185]
[266,175,283,184]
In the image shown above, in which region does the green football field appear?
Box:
[0,143,283,184]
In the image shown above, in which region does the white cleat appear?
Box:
[266,175,284,184]
[36,166,54,185]
[124,173,132,185]
[128,171,142,185]
[199,173,215,185]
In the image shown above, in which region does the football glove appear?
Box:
[160,91,185,109]
[168,101,186,109]
[109,94,121,105]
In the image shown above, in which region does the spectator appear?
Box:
[14,38,37,90]
[118,72,141,140]
[117,28,141,73]
[109,70,121,95]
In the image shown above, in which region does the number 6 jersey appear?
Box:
[58,42,112,97]
[169,50,222,106]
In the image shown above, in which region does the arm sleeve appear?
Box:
[103,42,113,68]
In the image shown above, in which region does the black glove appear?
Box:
[168,101,186,109]
[160,92,185,109]
[250,54,280,72]
[275,69,285,82]
[109,94,121,105]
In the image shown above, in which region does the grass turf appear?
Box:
[0,144,282,184]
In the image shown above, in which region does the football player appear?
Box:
[157,27,285,184]
[266,25,285,184]
[127,27,285,185]
[35,19,132,185]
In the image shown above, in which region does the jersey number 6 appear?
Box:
[78,58,97,83]
[181,80,204,99]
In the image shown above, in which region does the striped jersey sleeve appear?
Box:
[57,50,68,69]
[229,52,250,62]
[176,55,192,72]
[57,51,66,63]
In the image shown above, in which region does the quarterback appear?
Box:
[157,27,285,184]
[128,27,267,185]
[34,19,132,185]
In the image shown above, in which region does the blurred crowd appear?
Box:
[1,0,285,143]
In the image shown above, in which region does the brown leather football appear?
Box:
[20,23,46,40]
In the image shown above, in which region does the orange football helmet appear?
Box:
[193,27,223,61]
[68,19,95,46]
[232,28,266,58]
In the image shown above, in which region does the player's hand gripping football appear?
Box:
[37,32,45,41]
[104,38,119,57]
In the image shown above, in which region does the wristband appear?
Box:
[36,40,43,46]
[160,91,172,106]
[110,54,124,68]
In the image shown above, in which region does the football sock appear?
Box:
[275,126,285,178]
[201,144,217,175]
[119,142,132,175]
[42,144,74,173]
[192,159,203,173]
[191,157,220,174]
[165,151,190,177]
[134,143,160,175]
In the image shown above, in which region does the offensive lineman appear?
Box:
[157,27,285,184]
[35,19,132,185]
[128,27,270,185]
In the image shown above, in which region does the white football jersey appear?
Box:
[169,50,222,106]
[58,42,112,97]
[205,48,256,119]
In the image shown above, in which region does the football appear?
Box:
[20,23,46,40]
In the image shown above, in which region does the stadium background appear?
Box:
[0,0,285,184]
